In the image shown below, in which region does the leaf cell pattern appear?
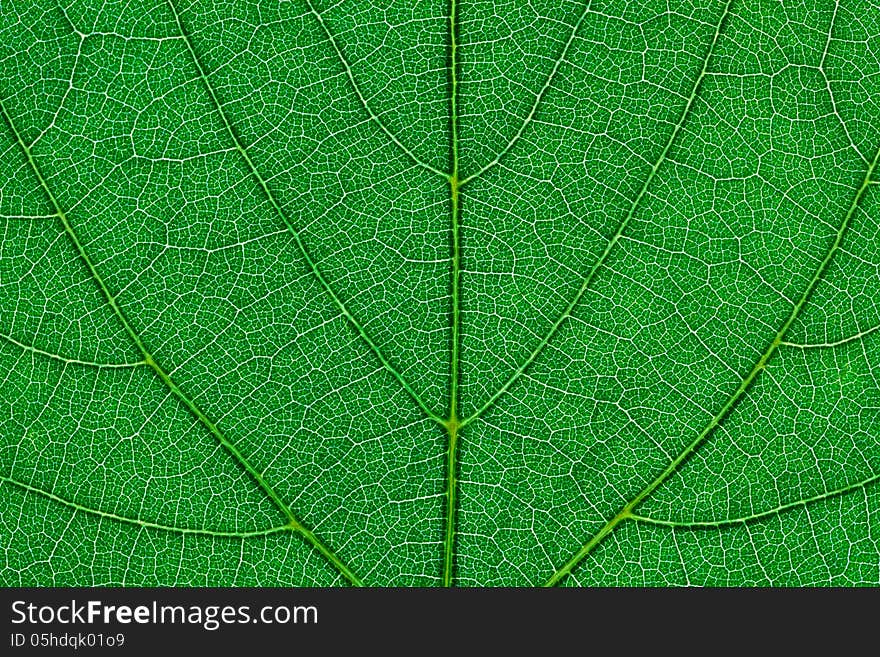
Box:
[1,0,879,586]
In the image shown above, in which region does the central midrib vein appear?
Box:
[5,0,870,589]
[442,0,463,588]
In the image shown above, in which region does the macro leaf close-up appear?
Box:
[1,0,879,587]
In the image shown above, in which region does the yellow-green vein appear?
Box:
[0,331,146,369]
[442,0,463,588]
[1,475,289,539]
[302,0,448,180]
[629,472,880,529]
[458,0,594,187]
[0,94,363,588]
[545,139,880,587]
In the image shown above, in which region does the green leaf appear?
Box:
[1,0,878,587]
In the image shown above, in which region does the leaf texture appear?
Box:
[1,0,878,586]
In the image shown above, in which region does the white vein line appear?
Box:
[166,0,444,425]
[818,0,868,165]
[60,4,184,43]
[33,6,83,147]
[459,0,593,186]
[781,323,880,349]
[545,122,880,587]
[302,0,448,179]
[461,1,732,428]
[0,331,146,369]
[0,214,60,220]
[1,475,288,538]
[1,80,364,587]
[629,472,880,529]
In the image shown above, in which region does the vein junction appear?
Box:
[1,0,878,588]
[0,16,364,586]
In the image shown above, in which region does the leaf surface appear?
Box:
[1,0,879,586]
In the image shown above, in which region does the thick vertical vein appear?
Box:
[461,0,734,429]
[442,0,462,588]
[165,0,443,426]
[545,141,880,587]
[0,95,362,586]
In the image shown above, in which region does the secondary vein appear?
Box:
[1,475,289,539]
[165,0,444,428]
[629,472,880,529]
[301,0,448,179]
[0,93,363,588]
[780,322,880,349]
[458,0,594,187]
[0,331,146,369]
[461,0,735,429]
[545,133,880,588]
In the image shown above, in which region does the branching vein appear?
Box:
[442,0,463,588]
[781,323,880,349]
[461,0,734,429]
[2,0,878,589]
[166,0,444,428]
[0,93,363,587]
[459,0,594,186]
[544,133,880,588]
[302,0,449,179]
[629,472,880,529]
[1,475,289,539]
[0,331,146,369]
